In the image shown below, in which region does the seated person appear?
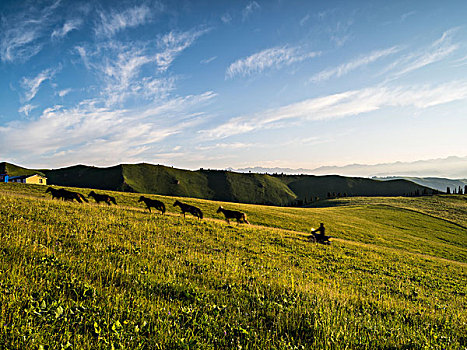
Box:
[311,223,325,237]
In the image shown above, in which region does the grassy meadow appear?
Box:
[0,183,466,349]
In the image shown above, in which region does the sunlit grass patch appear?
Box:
[0,184,466,348]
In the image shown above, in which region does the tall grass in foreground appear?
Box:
[0,184,466,349]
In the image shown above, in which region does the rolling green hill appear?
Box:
[43,164,126,191]
[121,165,296,205]
[2,162,434,205]
[279,174,435,200]
[0,162,45,177]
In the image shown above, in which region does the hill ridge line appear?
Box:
[1,161,436,206]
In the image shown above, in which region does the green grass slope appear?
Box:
[43,165,126,191]
[220,171,296,205]
[279,174,433,200]
[122,163,211,198]
[0,162,45,177]
[0,183,466,349]
[122,165,296,205]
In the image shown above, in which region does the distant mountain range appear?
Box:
[233,156,467,179]
[373,177,467,193]
[1,162,436,206]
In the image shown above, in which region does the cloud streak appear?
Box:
[0,92,217,166]
[70,25,210,110]
[18,104,37,116]
[196,142,256,151]
[202,81,467,139]
[201,56,217,64]
[385,29,459,78]
[0,0,61,62]
[21,68,58,102]
[57,88,71,97]
[310,46,400,83]
[99,44,157,104]
[51,18,82,39]
[156,29,210,72]
[226,46,320,79]
[95,5,153,38]
[242,1,260,21]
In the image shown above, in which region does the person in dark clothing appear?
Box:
[311,223,325,238]
[310,223,330,244]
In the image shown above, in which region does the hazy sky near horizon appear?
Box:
[1,0,467,170]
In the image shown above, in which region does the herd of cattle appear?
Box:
[45,187,250,224]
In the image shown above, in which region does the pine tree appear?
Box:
[447,186,451,194]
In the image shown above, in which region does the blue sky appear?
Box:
[1,0,467,173]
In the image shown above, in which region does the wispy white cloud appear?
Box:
[201,56,217,64]
[95,5,153,38]
[310,46,400,83]
[0,1,61,62]
[156,28,210,72]
[18,104,37,116]
[221,13,232,24]
[226,46,320,79]
[242,1,260,21]
[21,68,58,102]
[400,11,416,22]
[100,45,155,103]
[73,27,208,105]
[75,45,91,69]
[0,91,217,167]
[452,55,467,67]
[385,29,459,78]
[328,18,354,47]
[57,88,71,97]
[300,14,310,27]
[202,81,467,139]
[95,42,178,105]
[138,91,217,119]
[196,142,256,151]
[137,76,175,100]
[51,18,82,39]
[0,29,43,63]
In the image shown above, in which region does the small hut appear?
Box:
[7,174,47,185]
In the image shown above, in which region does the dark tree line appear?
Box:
[404,188,440,197]
[446,185,466,195]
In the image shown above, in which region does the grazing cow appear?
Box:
[46,187,88,203]
[217,206,249,224]
[138,196,165,214]
[88,191,117,205]
[173,200,203,219]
